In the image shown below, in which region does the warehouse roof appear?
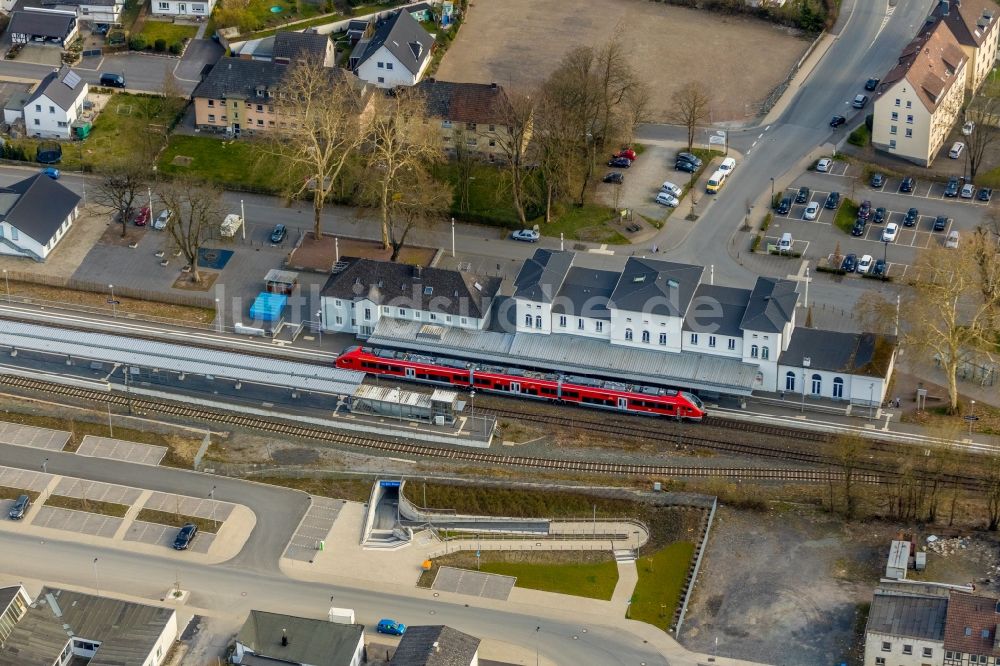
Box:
[867,591,948,640]
[0,587,175,666]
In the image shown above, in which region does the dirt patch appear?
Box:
[45,494,129,517]
[0,206,109,278]
[137,507,219,533]
[172,155,193,166]
[171,272,220,292]
[436,0,809,122]
[271,447,320,465]
[287,234,437,272]
[99,221,148,248]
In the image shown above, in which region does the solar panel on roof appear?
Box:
[62,70,81,89]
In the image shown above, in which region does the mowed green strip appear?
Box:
[478,559,619,601]
[629,541,696,630]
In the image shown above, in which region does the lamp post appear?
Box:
[869,382,875,420]
[2,269,8,303]
[801,357,811,412]
[215,298,222,333]
[240,199,246,241]
[108,284,117,317]
[209,485,217,532]
[970,399,977,436]
[93,557,100,596]
[316,309,323,346]
[882,238,889,281]
[451,217,455,258]
[42,457,48,474]
[769,177,775,205]
[634,530,640,560]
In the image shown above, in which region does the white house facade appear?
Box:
[23,65,88,139]
[0,173,81,261]
[150,0,214,18]
[351,9,433,87]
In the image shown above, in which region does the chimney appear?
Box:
[433,641,440,652]
[490,82,498,89]
[414,265,422,281]
[281,629,288,647]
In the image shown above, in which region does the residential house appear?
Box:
[407,2,434,22]
[0,585,30,647]
[231,610,365,666]
[320,259,502,337]
[943,592,1000,666]
[863,590,948,666]
[7,8,77,47]
[150,0,215,17]
[23,65,88,139]
[0,173,81,261]
[0,587,177,666]
[872,14,968,165]
[390,625,480,666]
[931,0,1000,93]
[235,30,334,67]
[415,79,529,161]
[351,9,434,87]
[27,0,123,24]
[345,18,372,45]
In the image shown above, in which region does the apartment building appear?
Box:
[932,0,1000,93]
[864,590,948,666]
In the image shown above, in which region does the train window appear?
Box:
[474,377,490,386]
[563,391,578,398]
[540,387,557,396]
[389,366,403,373]
[493,383,505,389]
[526,388,538,395]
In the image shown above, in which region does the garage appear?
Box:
[8,9,78,47]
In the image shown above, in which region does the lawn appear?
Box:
[157,135,288,192]
[212,0,324,35]
[479,558,619,600]
[629,541,697,630]
[833,198,859,235]
[136,21,198,46]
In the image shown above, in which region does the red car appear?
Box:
[615,148,637,161]
[134,206,150,227]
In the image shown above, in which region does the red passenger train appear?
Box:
[335,346,707,421]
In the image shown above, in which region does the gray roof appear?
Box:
[610,257,703,318]
[867,592,948,640]
[0,174,80,245]
[414,79,510,125]
[28,64,85,111]
[551,266,618,320]
[272,30,328,63]
[355,9,433,75]
[512,249,574,303]
[36,0,117,7]
[321,259,501,320]
[780,328,897,378]
[0,585,24,614]
[683,284,751,337]
[4,91,31,112]
[391,625,480,665]
[236,610,364,666]
[192,57,289,101]
[407,2,433,14]
[739,277,798,333]
[0,587,175,666]
[8,9,75,39]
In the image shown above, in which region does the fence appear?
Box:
[1,270,216,310]
[674,497,717,637]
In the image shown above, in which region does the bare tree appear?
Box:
[854,291,897,335]
[835,433,865,519]
[669,81,712,152]
[532,88,577,223]
[266,57,372,240]
[361,89,443,250]
[491,89,535,226]
[901,241,1000,413]
[94,162,147,238]
[966,97,1000,180]
[159,180,224,284]
[621,84,652,147]
[451,125,476,215]
[987,455,1000,530]
[384,171,452,261]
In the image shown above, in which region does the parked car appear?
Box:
[870,173,885,188]
[615,148,637,161]
[269,224,287,243]
[858,200,873,220]
[864,78,880,91]
[607,156,631,168]
[841,253,858,272]
[872,207,887,224]
[377,619,406,636]
[852,94,869,109]
[825,191,840,209]
[933,216,948,232]
[949,141,965,159]
[794,186,810,204]
[803,201,820,220]
[8,494,30,520]
[676,152,703,167]
[718,157,736,174]
[776,196,792,215]
[903,207,919,227]
[900,176,915,192]
[602,172,624,184]
[944,176,960,197]
[675,160,697,173]
[40,167,60,179]
[851,220,867,237]
[978,187,993,202]
[963,121,975,136]
[816,157,832,172]
[872,258,887,277]
[133,206,150,227]
[830,115,847,128]
[882,222,899,243]
[173,523,198,550]
[660,181,682,197]
[153,209,171,231]
[511,229,540,242]
[961,183,976,199]
[945,230,961,248]
[857,254,874,274]
[655,191,679,207]
[99,72,126,88]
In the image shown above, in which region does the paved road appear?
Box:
[0,442,307,572]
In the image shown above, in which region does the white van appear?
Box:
[778,233,793,253]
[949,141,965,159]
[706,169,727,194]
[718,157,736,174]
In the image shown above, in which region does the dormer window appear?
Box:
[255,87,265,97]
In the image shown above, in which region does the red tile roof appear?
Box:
[933,0,999,47]
[415,79,511,126]
[878,18,967,112]
[943,592,1000,657]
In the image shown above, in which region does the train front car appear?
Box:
[334,346,362,370]
[680,391,707,420]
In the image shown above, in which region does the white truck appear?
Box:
[220,214,243,238]
[327,607,355,624]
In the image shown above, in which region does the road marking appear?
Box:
[765,125,771,131]
[758,133,764,139]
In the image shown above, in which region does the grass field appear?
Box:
[157,135,287,192]
[212,0,323,35]
[480,558,619,600]
[629,541,697,630]
[45,494,130,518]
[136,21,198,46]
[137,507,219,533]
[833,198,859,235]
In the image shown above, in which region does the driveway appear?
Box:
[173,39,223,85]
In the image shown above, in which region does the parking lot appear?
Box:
[76,435,167,466]
[124,519,215,554]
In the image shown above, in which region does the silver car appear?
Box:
[153,209,172,230]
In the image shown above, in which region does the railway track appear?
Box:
[0,374,881,484]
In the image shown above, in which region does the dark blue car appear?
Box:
[173,523,198,550]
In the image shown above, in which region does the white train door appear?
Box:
[510,382,521,394]
[617,397,628,411]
